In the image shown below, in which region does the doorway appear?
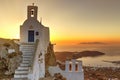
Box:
[28,30,34,42]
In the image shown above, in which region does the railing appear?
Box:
[29,39,39,73]
[28,39,46,80]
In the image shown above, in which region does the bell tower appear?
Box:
[27,3,38,19]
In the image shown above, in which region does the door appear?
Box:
[28,30,34,42]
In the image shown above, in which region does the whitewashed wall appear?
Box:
[20,18,43,43]
[49,59,84,80]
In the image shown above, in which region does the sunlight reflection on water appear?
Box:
[55,44,120,67]
[77,55,120,67]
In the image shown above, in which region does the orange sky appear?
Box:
[0,0,120,48]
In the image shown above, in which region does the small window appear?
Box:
[69,64,72,71]
[31,11,34,15]
[36,32,39,36]
[31,9,35,17]
[76,64,78,71]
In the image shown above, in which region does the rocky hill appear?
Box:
[0,38,21,79]
[55,51,105,61]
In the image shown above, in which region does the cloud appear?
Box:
[79,42,106,45]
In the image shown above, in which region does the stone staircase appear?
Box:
[13,44,35,80]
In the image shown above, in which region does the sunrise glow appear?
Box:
[0,0,120,51]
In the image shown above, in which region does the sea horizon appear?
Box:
[55,43,120,67]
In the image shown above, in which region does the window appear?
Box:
[69,64,72,71]
[31,9,35,17]
[36,32,39,36]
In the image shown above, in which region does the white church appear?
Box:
[13,4,84,80]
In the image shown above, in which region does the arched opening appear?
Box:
[75,64,78,71]
[31,9,35,17]
[69,63,72,71]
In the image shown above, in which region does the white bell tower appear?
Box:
[27,3,38,19]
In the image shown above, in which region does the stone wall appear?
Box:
[45,43,56,77]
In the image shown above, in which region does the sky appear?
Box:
[0,0,120,51]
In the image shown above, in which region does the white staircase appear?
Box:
[13,44,35,80]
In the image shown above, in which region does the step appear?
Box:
[22,60,30,63]
[22,51,34,53]
[20,48,34,51]
[23,51,34,52]
[20,47,34,50]
[20,44,34,46]
[20,49,34,51]
[18,66,29,70]
[20,63,29,67]
[23,59,30,61]
[15,70,28,74]
[23,54,33,56]
[22,58,32,60]
[22,52,33,54]
[22,58,31,61]
[14,73,28,78]
[22,50,34,52]
[23,52,34,55]
[23,54,33,57]
[22,56,33,58]
[23,55,32,58]
[20,46,34,49]
[23,58,31,61]
[23,55,33,58]
[21,47,34,50]
[12,78,28,80]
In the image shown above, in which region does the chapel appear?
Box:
[13,4,84,80]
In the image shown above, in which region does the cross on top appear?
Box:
[32,3,34,6]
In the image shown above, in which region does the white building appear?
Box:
[13,4,84,80]
[20,3,49,48]
[14,3,50,80]
[49,59,84,80]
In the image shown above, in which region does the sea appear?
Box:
[55,43,120,67]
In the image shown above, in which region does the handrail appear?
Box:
[29,39,39,73]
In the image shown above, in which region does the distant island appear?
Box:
[55,51,105,61]
[103,60,120,65]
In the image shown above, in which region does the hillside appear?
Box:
[55,51,105,61]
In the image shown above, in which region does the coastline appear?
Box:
[103,60,120,65]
